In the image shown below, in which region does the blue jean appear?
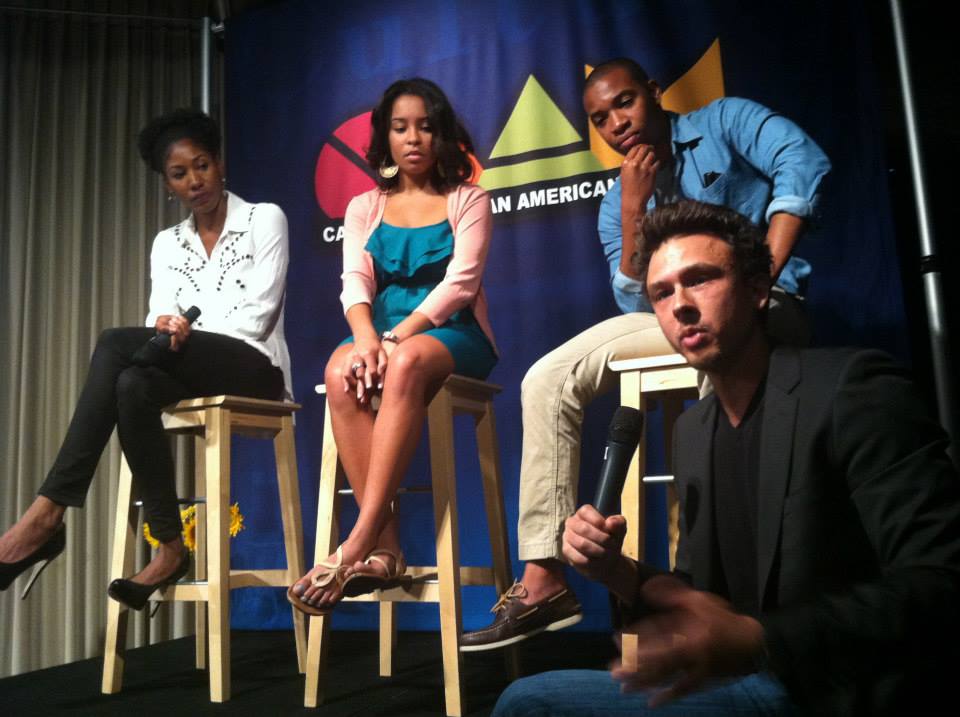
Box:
[491,670,800,717]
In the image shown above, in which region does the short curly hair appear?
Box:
[633,201,772,287]
[137,109,221,174]
[584,57,650,95]
[366,78,475,192]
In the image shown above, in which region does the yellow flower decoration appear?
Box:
[143,502,245,552]
[142,522,159,550]
[181,505,198,552]
[229,503,244,538]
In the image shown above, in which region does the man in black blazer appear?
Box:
[492,201,960,717]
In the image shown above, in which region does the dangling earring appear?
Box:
[221,176,227,195]
[379,160,399,179]
[167,192,174,202]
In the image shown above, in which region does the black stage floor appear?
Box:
[1,629,617,716]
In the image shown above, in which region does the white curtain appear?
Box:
[1,4,210,676]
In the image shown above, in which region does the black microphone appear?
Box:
[133,306,201,366]
[593,406,644,516]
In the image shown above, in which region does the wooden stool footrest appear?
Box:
[643,475,675,483]
[132,497,208,507]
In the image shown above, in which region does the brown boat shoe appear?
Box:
[460,580,582,652]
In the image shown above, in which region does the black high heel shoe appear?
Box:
[0,524,66,599]
[107,551,191,611]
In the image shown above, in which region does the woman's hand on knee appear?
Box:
[340,350,361,395]
[345,336,386,403]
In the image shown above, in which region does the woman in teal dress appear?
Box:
[289,78,497,614]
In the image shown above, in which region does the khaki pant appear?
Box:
[517,313,673,561]
[517,289,809,561]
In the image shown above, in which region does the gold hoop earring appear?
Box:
[379,161,399,179]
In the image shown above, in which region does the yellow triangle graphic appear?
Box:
[588,39,726,168]
[661,38,725,113]
[490,75,583,159]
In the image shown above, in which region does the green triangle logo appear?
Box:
[489,75,583,159]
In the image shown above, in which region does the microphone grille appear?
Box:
[608,406,643,444]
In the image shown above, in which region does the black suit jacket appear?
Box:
[671,346,960,716]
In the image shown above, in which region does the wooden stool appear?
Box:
[101,395,307,702]
[608,353,697,671]
[304,375,517,717]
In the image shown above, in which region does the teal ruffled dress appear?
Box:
[342,220,497,379]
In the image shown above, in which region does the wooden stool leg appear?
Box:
[194,435,208,670]
[474,400,520,679]
[428,388,464,717]
[205,407,232,702]
[379,601,397,677]
[661,395,686,570]
[379,496,399,677]
[102,453,138,694]
[619,371,647,563]
[618,371,646,673]
[304,399,340,708]
[275,414,307,673]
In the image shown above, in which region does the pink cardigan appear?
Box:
[339,183,497,354]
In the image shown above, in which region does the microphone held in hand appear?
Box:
[593,406,644,516]
[132,306,201,366]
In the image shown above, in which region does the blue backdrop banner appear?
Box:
[221,0,902,632]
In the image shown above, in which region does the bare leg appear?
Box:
[316,345,403,579]
[296,336,453,608]
[346,337,452,549]
[0,500,188,584]
[320,343,402,559]
[519,559,568,602]
[324,344,378,491]
[129,537,187,584]
[0,496,65,563]
[2,466,183,588]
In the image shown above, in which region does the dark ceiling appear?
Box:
[0,0,283,20]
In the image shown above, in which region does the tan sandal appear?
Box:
[286,546,350,616]
[341,549,408,598]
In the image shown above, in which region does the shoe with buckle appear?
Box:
[0,524,66,599]
[460,581,582,652]
[341,548,409,598]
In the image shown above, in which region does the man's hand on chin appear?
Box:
[611,575,766,707]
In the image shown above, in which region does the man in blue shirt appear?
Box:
[461,58,830,652]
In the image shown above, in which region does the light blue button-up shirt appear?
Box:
[598,97,831,314]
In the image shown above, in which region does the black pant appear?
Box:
[38,327,284,541]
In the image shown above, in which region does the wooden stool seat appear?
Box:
[101,395,307,702]
[304,375,517,716]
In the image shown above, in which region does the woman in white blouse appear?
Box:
[0,110,291,610]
